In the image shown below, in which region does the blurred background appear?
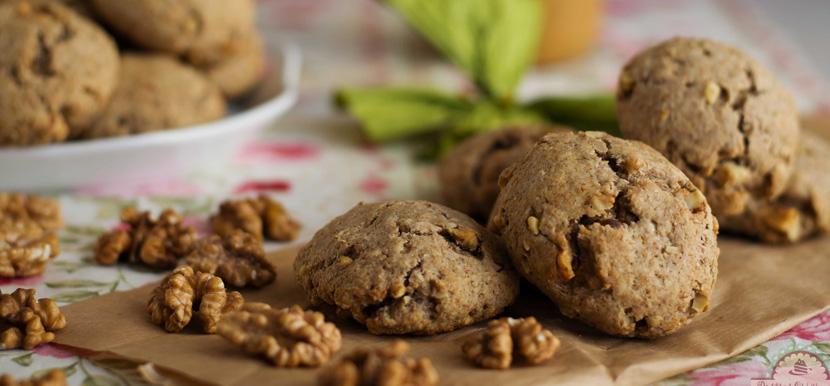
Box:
[261,0,830,116]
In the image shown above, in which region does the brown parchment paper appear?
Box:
[55,236,830,386]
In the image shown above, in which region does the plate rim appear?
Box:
[0,39,302,158]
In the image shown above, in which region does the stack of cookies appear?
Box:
[0,0,265,147]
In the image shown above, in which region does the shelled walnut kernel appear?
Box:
[318,340,438,386]
[217,303,341,368]
[210,195,301,242]
[0,289,67,350]
[1,193,63,277]
[94,208,196,269]
[147,266,244,333]
[0,369,67,386]
[185,231,276,288]
[462,317,560,369]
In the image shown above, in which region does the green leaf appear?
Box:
[82,375,123,386]
[51,290,100,303]
[386,0,541,100]
[12,352,33,366]
[46,279,114,289]
[527,94,620,134]
[335,87,471,142]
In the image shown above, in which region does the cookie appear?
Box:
[439,125,563,221]
[199,33,265,99]
[616,37,799,220]
[294,200,520,335]
[720,131,830,243]
[80,54,226,139]
[89,0,255,64]
[0,1,119,145]
[489,131,719,338]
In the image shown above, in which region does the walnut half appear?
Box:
[1,193,63,278]
[95,208,196,269]
[147,266,244,333]
[0,288,67,350]
[218,303,341,368]
[462,317,560,369]
[318,340,438,386]
[185,231,276,288]
[210,195,301,242]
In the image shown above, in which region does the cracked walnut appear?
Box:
[462,317,560,369]
[217,303,341,368]
[1,288,67,350]
[0,369,67,386]
[318,340,439,386]
[95,208,196,269]
[147,266,244,334]
[186,231,276,288]
[210,195,300,242]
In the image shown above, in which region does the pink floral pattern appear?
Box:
[233,179,292,194]
[774,311,830,342]
[689,361,770,386]
[236,141,320,164]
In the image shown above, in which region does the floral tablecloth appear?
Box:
[2,0,829,385]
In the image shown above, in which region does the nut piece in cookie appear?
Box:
[0,193,63,277]
[186,231,276,288]
[0,288,67,350]
[217,303,341,368]
[147,266,244,334]
[80,54,226,139]
[94,208,196,269]
[318,340,438,386]
[489,131,719,338]
[439,125,563,221]
[0,1,119,144]
[0,369,67,386]
[210,195,301,242]
[462,317,560,369]
[720,131,830,243]
[294,200,520,335]
[616,37,800,221]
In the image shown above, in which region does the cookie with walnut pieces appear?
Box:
[616,37,799,222]
[489,131,719,338]
[294,200,520,335]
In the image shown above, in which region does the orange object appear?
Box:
[537,0,603,63]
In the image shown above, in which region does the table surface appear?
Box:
[2,0,829,385]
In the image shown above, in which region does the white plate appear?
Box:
[0,38,301,191]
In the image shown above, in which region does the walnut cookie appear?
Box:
[616,37,800,222]
[79,54,226,139]
[0,0,119,145]
[489,131,719,338]
[88,0,255,66]
[294,200,520,335]
[439,125,565,221]
[720,131,830,243]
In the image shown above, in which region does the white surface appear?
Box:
[0,39,301,191]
